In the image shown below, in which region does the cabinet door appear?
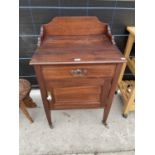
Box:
[45,78,112,109]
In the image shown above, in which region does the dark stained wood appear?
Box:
[46,77,113,110]
[102,63,123,125]
[19,79,35,122]
[34,65,53,128]
[30,35,124,65]
[54,86,101,102]
[24,95,37,108]
[45,78,108,88]
[42,64,116,80]
[30,17,125,65]
[100,79,112,107]
[20,100,33,123]
[30,16,125,128]
[51,102,101,110]
[43,16,107,36]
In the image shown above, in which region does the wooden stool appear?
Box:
[19,79,36,123]
[118,27,135,118]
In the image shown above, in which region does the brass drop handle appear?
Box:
[70,69,87,76]
[47,91,52,102]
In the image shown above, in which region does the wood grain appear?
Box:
[43,16,107,36]
[30,16,125,127]
[30,17,125,65]
[42,64,116,80]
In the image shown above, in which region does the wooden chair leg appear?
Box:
[122,87,135,117]
[24,94,37,108]
[20,100,33,123]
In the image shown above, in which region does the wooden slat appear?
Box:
[118,32,134,84]
[118,80,135,114]
[119,80,135,101]
[130,102,135,111]
[127,57,135,75]
[127,26,135,36]
[117,26,135,116]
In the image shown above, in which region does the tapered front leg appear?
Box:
[102,102,112,126]
[43,104,53,128]
[102,64,123,126]
[34,65,53,129]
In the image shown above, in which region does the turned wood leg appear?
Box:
[20,100,33,123]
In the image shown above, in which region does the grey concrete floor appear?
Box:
[19,90,135,155]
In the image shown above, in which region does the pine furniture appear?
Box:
[118,26,135,118]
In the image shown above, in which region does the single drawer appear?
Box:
[42,64,116,80]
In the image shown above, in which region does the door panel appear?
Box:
[54,86,101,102]
[46,78,112,109]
